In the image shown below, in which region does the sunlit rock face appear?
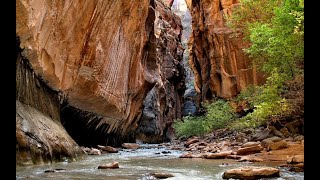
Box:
[136,0,185,143]
[16,0,158,135]
[187,0,265,102]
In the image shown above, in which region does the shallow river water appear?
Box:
[16,144,304,180]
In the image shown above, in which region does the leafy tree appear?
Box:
[225,0,304,129]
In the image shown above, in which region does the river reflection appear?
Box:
[16,144,304,180]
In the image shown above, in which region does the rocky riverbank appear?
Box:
[162,125,304,175]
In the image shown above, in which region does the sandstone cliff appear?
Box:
[187,0,265,102]
[16,0,157,136]
[16,0,159,164]
[16,39,84,165]
[136,0,185,142]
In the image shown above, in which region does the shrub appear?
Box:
[174,100,236,138]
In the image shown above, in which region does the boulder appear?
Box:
[185,138,200,147]
[236,145,263,155]
[261,136,282,148]
[222,166,280,179]
[286,120,303,134]
[267,140,288,151]
[97,145,118,153]
[98,162,119,169]
[122,143,140,149]
[204,151,233,159]
[241,142,260,148]
[88,148,101,155]
[280,127,290,138]
[287,155,304,164]
[269,126,285,138]
[251,128,274,141]
[294,135,304,142]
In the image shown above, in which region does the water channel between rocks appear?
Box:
[16,144,304,180]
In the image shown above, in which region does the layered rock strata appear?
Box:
[16,0,160,164]
[16,40,84,165]
[187,0,265,102]
[16,0,158,136]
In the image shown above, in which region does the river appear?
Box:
[16,144,304,179]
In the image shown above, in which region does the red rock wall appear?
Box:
[187,0,265,101]
[16,0,157,135]
[136,0,185,142]
[16,42,84,165]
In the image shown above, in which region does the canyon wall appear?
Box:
[16,0,157,137]
[16,0,159,164]
[16,40,84,165]
[187,0,265,103]
[136,0,185,142]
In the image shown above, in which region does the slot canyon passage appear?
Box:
[16,0,304,179]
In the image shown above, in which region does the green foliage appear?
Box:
[225,0,279,38]
[245,0,304,78]
[225,0,303,130]
[235,85,256,102]
[204,100,236,130]
[229,69,292,130]
[173,116,210,138]
[227,0,304,78]
[175,0,304,133]
[174,100,236,138]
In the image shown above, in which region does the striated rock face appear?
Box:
[16,0,158,135]
[136,0,185,143]
[16,42,84,166]
[187,0,265,101]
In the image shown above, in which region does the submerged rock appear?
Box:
[98,162,119,169]
[44,169,67,173]
[150,172,174,179]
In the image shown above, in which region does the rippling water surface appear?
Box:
[16,144,304,179]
